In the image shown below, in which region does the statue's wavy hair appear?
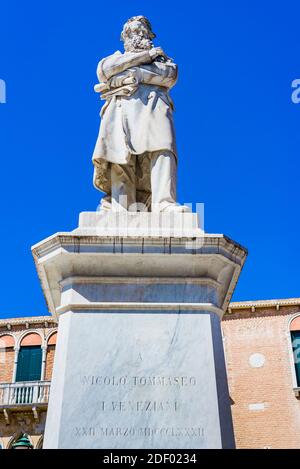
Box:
[121,16,156,42]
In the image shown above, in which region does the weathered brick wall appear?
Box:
[0,348,14,383]
[222,305,300,449]
[44,345,56,381]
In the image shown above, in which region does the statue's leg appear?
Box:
[111,155,136,211]
[150,151,190,213]
[135,153,151,211]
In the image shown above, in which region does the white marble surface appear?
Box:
[60,277,219,310]
[73,211,202,237]
[44,310,233,449]
[31,213,247,318]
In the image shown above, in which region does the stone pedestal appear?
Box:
[32,212,247,449]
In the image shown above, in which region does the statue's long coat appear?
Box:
[92,50,178,194]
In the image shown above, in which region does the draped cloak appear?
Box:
[92,50,178,196]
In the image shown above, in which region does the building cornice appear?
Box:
[226,298,300,315]
[0,316,57,328]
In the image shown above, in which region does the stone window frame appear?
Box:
[0,327,58,383]
[17,330,44,349]
[287,313,300,396]
[14,330,45,383]
[0,329,57,384]
[46,329,58,345]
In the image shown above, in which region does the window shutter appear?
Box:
[291,330,300,387]
[16,346,42,382]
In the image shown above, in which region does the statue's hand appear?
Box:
[122,76,136,85]
[108,68,141,88]
[149,47,170,62]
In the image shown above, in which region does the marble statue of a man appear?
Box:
[92,16,189,212]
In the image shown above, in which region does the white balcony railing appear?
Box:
[0,381,50,407]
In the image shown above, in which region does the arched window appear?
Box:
[16,333,42,382]
[290,316,300,388]
[0,334,15,383]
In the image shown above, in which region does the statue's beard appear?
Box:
[124,35,153,52]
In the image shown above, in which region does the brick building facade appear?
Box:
[0,317,57,449]
[0,298,300,449]
[223,298,300,449]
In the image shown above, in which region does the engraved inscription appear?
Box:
[73,426,205,438]
[96,400,179,412]
[75,373,203,441]
[80,375,197,386]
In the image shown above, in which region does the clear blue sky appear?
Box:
[0,1,299,318]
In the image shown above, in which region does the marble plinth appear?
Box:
[43,310,233,449]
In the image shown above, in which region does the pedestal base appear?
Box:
[43,309,234,449]
[32,211,247,449]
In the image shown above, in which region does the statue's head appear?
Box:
[121,16,156,52]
